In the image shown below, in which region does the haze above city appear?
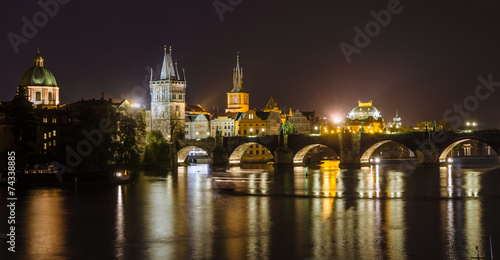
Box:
[1,0,500,127]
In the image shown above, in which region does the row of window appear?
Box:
[211,125,233,130]
[246,150,266,155]
[43,140,56,149]
[34,92,56,102]
[42,116,57,123]
[43,130,56,139]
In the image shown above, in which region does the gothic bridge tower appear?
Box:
[150,45,186,141]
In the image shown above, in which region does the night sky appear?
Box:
[2,0,500,127]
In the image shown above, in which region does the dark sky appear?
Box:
[2,0,500,127]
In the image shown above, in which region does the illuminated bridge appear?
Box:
[176,131,500,168]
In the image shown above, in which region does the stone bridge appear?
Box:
[176,130,500,168]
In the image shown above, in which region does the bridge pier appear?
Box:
[211,134,229,167]
[416,143,440,167]
[339,133,361,169]
[273,133,294,165]
[274,147,294,165]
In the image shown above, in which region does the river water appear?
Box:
[1,162,500,260]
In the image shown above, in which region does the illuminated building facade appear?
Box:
[19,50,60,106]
[226,54,249,113]
[149,46,186,141]
[237,110,281,162]
[185,112,210,140]
[345,101,385,133]
[286,110,318,134]
[210,112,242,137]
[387,110,402,132]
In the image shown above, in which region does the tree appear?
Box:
[144,130,171,168]
[9,86,37,168]
[113,114,144,168]
[282,122,295,134]
[10,86,36,153]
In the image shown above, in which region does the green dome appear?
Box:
[20,54,58,87]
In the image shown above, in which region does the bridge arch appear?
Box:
[439,138,498,162]
[293,144,339,164]
[177,146,210,163]
[361,140,415,164]
[229,142,273,164]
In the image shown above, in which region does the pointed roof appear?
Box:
[159,45,180,80]
[229,52,246,93]
[264,97,277,111]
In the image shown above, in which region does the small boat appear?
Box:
[112,169,131,184]
[212,178,236,190]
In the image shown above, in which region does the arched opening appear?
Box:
[293,144,339,165]
[439,139,498,164]
[361,140,416,164]
[177,146,210,164]
[229,142,273,164]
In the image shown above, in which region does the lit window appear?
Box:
[49,142,51,147]
[52,116,57,123]
[48,132,51,138]
[44,133,47,139]
[44,143,47,149]
[249,114,254,119]
[53,130,56,136]
[53,140,56,146]
[43,116,48,123]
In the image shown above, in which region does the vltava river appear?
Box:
[1,162,499,259]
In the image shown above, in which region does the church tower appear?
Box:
[150,45,186,141]
[226,53,249,113]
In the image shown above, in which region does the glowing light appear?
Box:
[333,117,341,124]
[131,103,140,108]
[374,157,381,164]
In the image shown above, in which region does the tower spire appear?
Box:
[160,45,169,80]
[231,52,244,92]
[175,60,180,80]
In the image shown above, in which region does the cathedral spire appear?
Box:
[230,52,245,92]
[160,45,169,80]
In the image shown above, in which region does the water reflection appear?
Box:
[1,163,499,259]
[27,189,66,259]
[115,185,125,259]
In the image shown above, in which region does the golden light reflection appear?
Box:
[311,198,335,258]
[247,196,270,260]
[115,185,126,259]
[385,199,406,260]
[27,189,66,259]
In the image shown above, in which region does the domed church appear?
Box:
[19,50,60,106]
